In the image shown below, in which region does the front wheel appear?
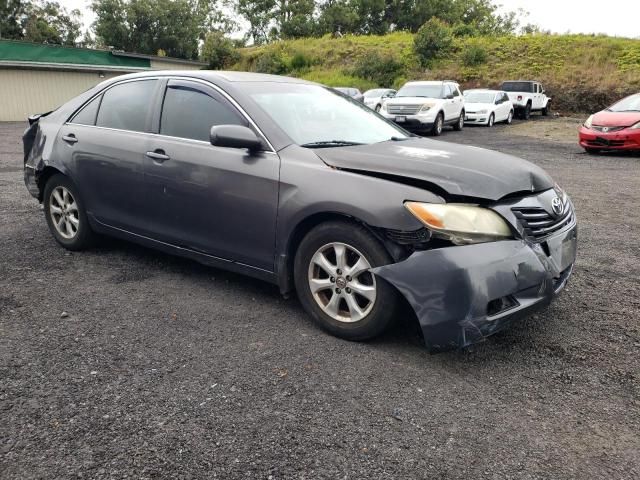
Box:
[453,111,464,131]
[522,103,531,120]
[431,113,444,136]
[43,174,94,250]
[294,221,398,341]
[542,102,551,116]
[506,110,514,124]
[584,148,601,154]
[486,113,495,127]
[375,104,381,112]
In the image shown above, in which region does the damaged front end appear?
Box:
[373,189,577,352]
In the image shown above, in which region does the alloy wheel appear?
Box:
[307,242,376,323]
[49,186,79,239]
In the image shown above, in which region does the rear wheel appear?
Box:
[453,111,464,131]
[43,174,94,250]
[294,221,398,341]
[431,113,444,136]
[486,113,495,127]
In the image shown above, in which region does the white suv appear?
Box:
[380,80,465,136]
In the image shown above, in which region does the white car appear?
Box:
[500,81,551,119]
[463,89,514,127]
[363,88,397,111]
[380,80,465,136]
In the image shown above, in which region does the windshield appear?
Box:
[464,92,496,103]
[246,83,408,146]
[501,82,534,93]
[608,93,640,112]
[364,89,386,98]
[396,84,443,98]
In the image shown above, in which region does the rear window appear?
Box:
[71,95,101,126]
[96,80,157,132]
[501,82,534,93]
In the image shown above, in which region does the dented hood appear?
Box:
[314,138,554,201]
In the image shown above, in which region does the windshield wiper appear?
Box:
[300,140,365,148]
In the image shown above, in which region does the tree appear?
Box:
[235,0,315,43]
[0,0,82,45]
[413,17,453,67]
[201,30,240,68]
[91,0,233,59]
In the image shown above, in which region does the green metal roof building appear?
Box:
[0,40,205,121]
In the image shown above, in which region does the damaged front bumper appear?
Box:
[373,225,577,352]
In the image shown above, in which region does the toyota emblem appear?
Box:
[551,196,563,215]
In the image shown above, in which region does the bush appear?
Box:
[461,44,488,66]
[414,17,454,67]
[290,52,311,70]
[253,51,289,75]
[201,31,240,70]
[352,52,405,87]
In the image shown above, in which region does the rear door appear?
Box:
[143,79,280,271]
[59,78,159,235]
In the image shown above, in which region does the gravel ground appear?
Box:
[1,118,639,479]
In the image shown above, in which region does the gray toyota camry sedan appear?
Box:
[23,71,577,351]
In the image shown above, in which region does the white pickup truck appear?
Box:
[500,81,551,120]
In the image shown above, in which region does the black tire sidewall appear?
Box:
[43,174,93,250]
[293,221,398,341]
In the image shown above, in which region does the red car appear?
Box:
[579,93,640,153]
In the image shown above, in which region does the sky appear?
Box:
[64,0,639,39]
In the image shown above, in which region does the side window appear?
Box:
[452,85,460,97]
[502,93,510,102]
[71,95,101,126]
[160,81,246,142]
[96,79,157,132]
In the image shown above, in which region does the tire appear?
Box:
[375,104,381,112]
[294,220,398,341]
[542,102,550,116]
[486,113,495,127]
[453,111,464,131]
[523,102,531,120]
[431,113,444,136]
[585,148,601,154]
[43,174,94,250]
[506,110,514,124]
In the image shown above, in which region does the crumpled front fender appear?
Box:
[372,236,575,352]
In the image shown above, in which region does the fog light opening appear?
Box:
[487,295,519,317]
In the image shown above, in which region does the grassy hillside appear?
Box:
[234,33,640,113]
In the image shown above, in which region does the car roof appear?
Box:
[101,70,314,85]
[464,89,502,94]
[404,80,458,86]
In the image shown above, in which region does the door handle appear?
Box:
[62,134,78,144]
[146,150,170,162]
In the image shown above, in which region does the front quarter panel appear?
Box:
[275,144,443,255]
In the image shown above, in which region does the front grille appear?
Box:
[591,125,625,133]
[387,104,421,115]
[512,202,574,241]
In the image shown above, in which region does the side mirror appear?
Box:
[495,99,501,104]
[446,94,454,100]
[210,125,262,152]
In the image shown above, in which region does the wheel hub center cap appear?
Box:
[335,277,347,289]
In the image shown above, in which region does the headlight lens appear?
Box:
[404,202,512,245]
[584,115,594,128]
[419,102,435,114]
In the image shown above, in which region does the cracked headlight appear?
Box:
[404,202,512,245]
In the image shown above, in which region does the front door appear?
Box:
[144,79,280,271]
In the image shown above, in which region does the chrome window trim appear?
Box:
[67,75,277,154]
